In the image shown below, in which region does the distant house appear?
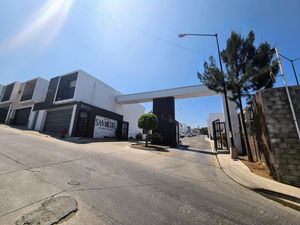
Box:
[207,112,224,139]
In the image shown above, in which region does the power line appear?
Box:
[73,0,209,57]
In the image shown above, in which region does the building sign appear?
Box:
[93,115,117,138]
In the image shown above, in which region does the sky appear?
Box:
[0,0,300,128]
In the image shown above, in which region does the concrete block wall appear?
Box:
[252,86,300,187]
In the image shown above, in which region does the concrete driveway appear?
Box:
[0,125,299,224]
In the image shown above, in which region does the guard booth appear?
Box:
[212,119,228,151]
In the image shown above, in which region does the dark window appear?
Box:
[55,73,78,102]
[1,83,14,102]
[20,80,37,102]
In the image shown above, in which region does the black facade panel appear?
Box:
[45,77,60,103]
[33,77,60,111]
[73,103,124,139]
[55,73,78,102]
[153,97,178,147]
[20,79,37,102]
[13,107,32,126]
[153,97,175,119]
[44,108,73,133]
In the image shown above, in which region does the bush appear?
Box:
[136,133,143,143]
[138,113,159,147]
[150,132,164,145]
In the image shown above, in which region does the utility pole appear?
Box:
[279,54,300,85]
[178,33,238,158]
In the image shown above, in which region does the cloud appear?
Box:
[1,0,73,51]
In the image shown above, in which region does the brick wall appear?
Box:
[251,85,300,187]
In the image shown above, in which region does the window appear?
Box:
[55,73,78,102]
[20,80,37,102]
[69,80,76,88]
[1,83,14,102]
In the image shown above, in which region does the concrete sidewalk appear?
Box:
[217,154,300,211]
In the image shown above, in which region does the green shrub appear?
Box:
[150,132,164,145]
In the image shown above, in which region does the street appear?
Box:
[0,125,299,224]
[180,135,212,150]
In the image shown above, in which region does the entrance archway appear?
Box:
[116,84,242,153]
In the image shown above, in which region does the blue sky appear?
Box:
[0,0,299,128]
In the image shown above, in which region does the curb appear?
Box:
[215,153,300,212]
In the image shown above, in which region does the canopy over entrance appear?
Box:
[116,85,217,104]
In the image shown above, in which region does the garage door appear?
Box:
[43,107,73,133]
[13,107,31,126]
[0,107,8,123]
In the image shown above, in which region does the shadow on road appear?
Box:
[177,145,217,155]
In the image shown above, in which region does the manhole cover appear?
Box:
[15,196,77,225]
[67,180,81,186]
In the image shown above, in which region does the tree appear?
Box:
[199,127,208,135]
[138,113,159,147]
[198,31,278,162]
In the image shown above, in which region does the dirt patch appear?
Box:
[15,196,78,225]
[130,143,169,152]
[239,156,273,180]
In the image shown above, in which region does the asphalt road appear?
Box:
[0,126,299,224]
[180,135,212,150]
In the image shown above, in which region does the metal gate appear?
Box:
[212,119,228,151]
[75,111,90,137]
[122,121,129,140]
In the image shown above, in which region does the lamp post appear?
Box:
[178,33,237,158]
[279,54,300,85]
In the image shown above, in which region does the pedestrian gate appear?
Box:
[212,119,228,151]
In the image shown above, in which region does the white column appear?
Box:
[68,104,77,137]
[5,105,13,124]
[27,110,37,129]
[221,93,242,154]
[34,110,47,131]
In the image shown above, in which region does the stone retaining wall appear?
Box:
[251,85,300,187]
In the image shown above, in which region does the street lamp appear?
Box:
[178,33,237,157]
[279,54,300,85]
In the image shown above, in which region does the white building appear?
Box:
[179,122,189,134]
[7,78,49,129]
[0,78,49,128]
[0,81,21,124]
[33,70,144,139]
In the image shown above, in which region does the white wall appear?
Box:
[74,70,118,112]
[32,78,49,102]
[115,103,145,138]
[0,85,4,101]
[34,110,47,131]
[74,70,145,138]
[179,123,189,134]
[207,112,225,138]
